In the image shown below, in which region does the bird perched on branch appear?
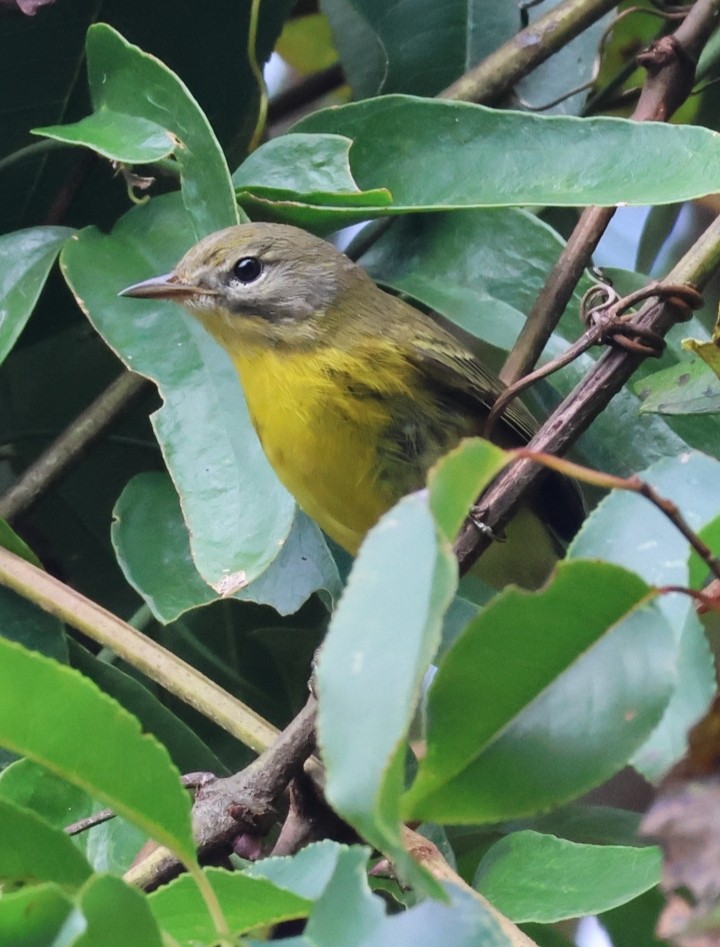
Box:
[122,222,582,589]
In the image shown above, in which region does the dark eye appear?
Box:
[233,257,262,283]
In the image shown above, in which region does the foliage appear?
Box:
[1,0,720,944]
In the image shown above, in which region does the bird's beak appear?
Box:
[119,273,212,300]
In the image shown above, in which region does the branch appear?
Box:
[401,827,540,947]
[124,698,318,890]
[500,0,720,385]
[0,546,280,753]
[440,0,620,104]
[0,371,148,522]
[455,212,720,572]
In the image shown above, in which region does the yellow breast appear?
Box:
[230,343,409,554]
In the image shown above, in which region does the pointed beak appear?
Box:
[119,273,212,300]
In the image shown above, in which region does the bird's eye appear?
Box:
[233,257,262,284]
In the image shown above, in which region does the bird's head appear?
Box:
[120,222,369,349]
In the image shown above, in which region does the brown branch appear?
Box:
[500,0,720,386]
[124,698,318,890]
[401,827,540,946]
[455,212,720,572]
[440,0,620,105]
[0,371,148,522]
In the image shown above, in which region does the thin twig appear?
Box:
[500,0,720,386]
[456,211,720,572]
[0,371,148,522]
[512,448,720,582]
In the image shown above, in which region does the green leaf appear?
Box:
[0,517,67,662]
[321,0,608,113]
[0,759,91,831]
[0,637,194,867]
[473,830,661,923]
[245,839,359,898]
[112,472,340,623]
[570,451,720,778]
[0,758,148,876]
[148,866,311,942]
[233,99,720,227]
[234,133,392,216]
[0,520,41,567]
[69,641,227,776]
[316,492,457,894]
[35,24,238,239]
[635,358,720,416]
[0,797,92,888]
[404,561,675,822]
[34,113,175,165]
[0,584,68,664]
[0,226,73,365]
[600,887,668,947]
[248,842,512,945]
[428,438,510,542]
[61,193,296,590]
[73,874,164,947]
[0,883,74,947]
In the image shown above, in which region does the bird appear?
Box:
[121,222,583,589]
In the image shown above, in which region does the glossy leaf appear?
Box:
[356,208,594,338]
[0,758,148,876]
[69,641,227,776]
[148,867,311,942]
[321,0,608,114]
[316,492,457,894]
[0,1,294,233]
[250,842,511,946]
[0,884,74,947]
[404,561,675,822]
[636,357,720,415]
[0,637,195,867]
[61,193,296,590]
[0,226,73,365]
[233,100,720,228]
[0,517,67,661]
[570,451,720,778]
[35,113,175,164]
[112,472,340,623]
[474,830,661,923]
[36,24,239,239]
[73,874,163,947]
[428,438,509,542]
[0,797,92,888]
[234,133,391,212]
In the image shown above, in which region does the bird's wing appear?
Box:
[404,320,585,543]
[406,327,539,445]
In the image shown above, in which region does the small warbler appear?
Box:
[121,223,582,589]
